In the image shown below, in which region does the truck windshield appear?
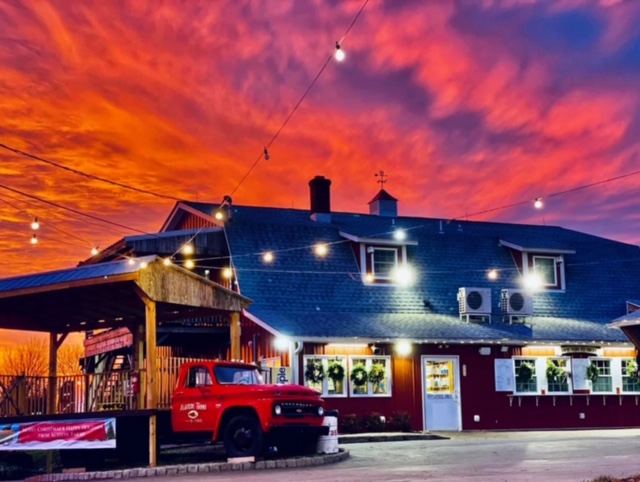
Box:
[214,366,265,385]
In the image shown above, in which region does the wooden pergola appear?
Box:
[0,255,251,466]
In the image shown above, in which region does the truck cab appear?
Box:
[171,360,328,457]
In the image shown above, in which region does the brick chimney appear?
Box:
[309,175,331,222]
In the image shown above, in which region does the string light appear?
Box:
[128,258,135,265]
[393,229,406,241]
[182,244,194,255]
[215,211,224,221]
[314,243,329,257]
[487,269,498,280]
[91,246,99,256]
[31,217,39,230]
[222,267,233,279]
[140,261,148,269]
[163,257,172,266]
[534,198,543,209]
[184,259,195,269]
[30,234,38,245]
[263,147,270,161]
[334,41,345,61]
[262,251,274,263]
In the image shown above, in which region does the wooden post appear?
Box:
[132,323,145,409]
[48,332,58,415]
[230,311,241,361]
[144,299,157,467]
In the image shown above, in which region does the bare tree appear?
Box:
[0,337,83,376]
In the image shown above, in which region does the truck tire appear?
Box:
[223,415,264,458]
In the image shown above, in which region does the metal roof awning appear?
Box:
[0,256,251,333]
[609,311,640,349]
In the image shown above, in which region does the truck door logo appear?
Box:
[187,410,199,419]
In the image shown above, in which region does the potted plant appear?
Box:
[304,359,325,386]
[368,362,386,393]
[327,359,345,392]
[350,362,368,391]
[586,362,599,385]
[546,360,567,383]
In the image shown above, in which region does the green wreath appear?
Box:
[327,360,345,383]
[368,363,386,385]
[304,360,325,384]
[586,362,600,383]
[545,360,565,383]
[626,360,639,379]
[516,361,534,383]
[350,363,368,387]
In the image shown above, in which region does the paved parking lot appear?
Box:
[151,428,640,481]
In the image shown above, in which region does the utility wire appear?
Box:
[0,143,181,201]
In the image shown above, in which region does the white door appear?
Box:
[422,356,462,431]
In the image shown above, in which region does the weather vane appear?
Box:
[375,170,388,189]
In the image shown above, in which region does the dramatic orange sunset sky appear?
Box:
[1,0,640,284]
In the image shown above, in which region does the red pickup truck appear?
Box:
[171,360,329,458]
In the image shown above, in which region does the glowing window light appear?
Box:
[523,272,543,291]
[163,257,172,266]
[334,41,345,61]
[222,267,233,279]
[184,259,195,269]
[393,229,406,241]
[31,217,39,230]
[395,340,412,356]
[182,244,194,255]
[391,264,416,286]
[534,198,543,209]
[273,337,290,351]
[30,234,38,245]
[314,243,329,257]
[487,269,498,280]
[263,251,274,263]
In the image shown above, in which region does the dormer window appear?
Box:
[370,247,398,280]
[499,238,575,291]
[339,230,418,285]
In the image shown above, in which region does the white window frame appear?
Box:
[513,357,543,395]
[532,256,558,286]
[621,358,640,394]
[302,355,348,398]
[588,358,614,394]
[545,357,572,394]
[370,247,398,280]
[521,253,566,291]
[348,355,392,397]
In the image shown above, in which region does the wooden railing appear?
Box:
[0,371,142,417]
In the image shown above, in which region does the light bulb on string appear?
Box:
[334,41,345,62]
[163,257,172,266]
[30,234,38,245]
[91,246,99,256]
[182,244,194,255]
[128,258,135,265]
[534,198,543,209]
[184,259,195,269]
[31,217,39,230]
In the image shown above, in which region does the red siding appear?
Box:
[174,212,215,231]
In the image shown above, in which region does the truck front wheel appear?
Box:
[223,415,264,458]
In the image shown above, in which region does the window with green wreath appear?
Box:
[546,358,570,393]
[302,356,347,397]
[514,358,537,393]
[349,356,391,397]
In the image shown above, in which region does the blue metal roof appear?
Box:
[184,203,640,343]
[0,255,157,294]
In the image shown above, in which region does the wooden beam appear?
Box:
[0,273,138,299]
[230,311,241,361]
[55,332,68,349]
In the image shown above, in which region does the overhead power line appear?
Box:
[0,143,181,201]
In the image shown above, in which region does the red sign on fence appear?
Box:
[0,418,116,450]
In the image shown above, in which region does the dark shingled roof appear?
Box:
[184,202,640,344]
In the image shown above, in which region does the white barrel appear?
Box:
[316,416,339,454]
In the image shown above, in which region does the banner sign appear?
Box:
[0,418,116,451]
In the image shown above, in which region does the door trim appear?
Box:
[421,355,462,431]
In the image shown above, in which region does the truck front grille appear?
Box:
[278,401,319,417]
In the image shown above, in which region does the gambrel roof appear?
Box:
[177,201,640,345]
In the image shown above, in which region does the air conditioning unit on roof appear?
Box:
[501,289,533,316]
[458,287,491,315]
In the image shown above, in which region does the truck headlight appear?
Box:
[274,405,282,415]
[317,406,324,416]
